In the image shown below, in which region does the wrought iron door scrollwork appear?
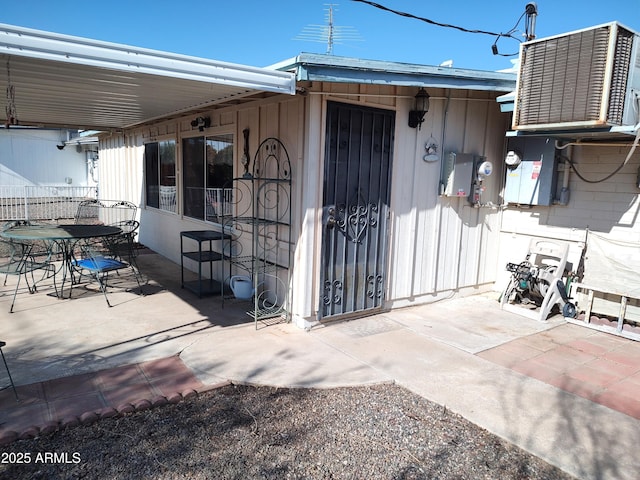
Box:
[320,102,394,319]
[323,279,343,306]
[333,202,379,244]
[366,274,384,299]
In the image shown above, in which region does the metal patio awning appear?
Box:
[0,23,296,131]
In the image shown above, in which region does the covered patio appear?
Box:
[0,23,296,130]
[0,20,304,387]
[0,250,258,385]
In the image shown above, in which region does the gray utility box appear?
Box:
[441,152,474,198]
[504,137,558,206]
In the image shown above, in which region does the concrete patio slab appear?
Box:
[0,252,638,480]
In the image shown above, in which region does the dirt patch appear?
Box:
[0,383,575,479]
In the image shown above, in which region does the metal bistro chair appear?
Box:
[74,199,106,224]
[0,237,57,313]
[74,199,137,226]
[107,220,143,281]
[71,232,143,307]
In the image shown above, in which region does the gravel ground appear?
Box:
[0,383,575,480]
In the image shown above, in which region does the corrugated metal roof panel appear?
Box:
[0,23,296,130]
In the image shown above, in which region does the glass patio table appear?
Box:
[0,224,122,299]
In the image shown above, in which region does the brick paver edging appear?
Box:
[0,381,231,446]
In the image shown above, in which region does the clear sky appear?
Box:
[2,1,639,72]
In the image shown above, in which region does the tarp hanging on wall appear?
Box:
[584,232,640,298]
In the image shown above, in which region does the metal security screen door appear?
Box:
[320,102,395,319]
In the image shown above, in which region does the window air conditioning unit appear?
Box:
[513,22,640,131]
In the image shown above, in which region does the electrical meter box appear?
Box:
[441,152,474,197]
[504,137,558,206]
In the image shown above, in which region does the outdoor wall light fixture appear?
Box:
[408,88,430,129]
[191,116,211,132]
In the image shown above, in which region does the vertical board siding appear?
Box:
[389,91,505,305]
[99,97,306,292]
[291,93,323,322]
[89,86,640,322]
[100,87,508,321]
[99,134,144,207]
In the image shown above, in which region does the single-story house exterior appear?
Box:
[95,54,517,329]
[2,22,639,333]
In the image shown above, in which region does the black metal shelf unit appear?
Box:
[221,137,292,328]
[180,230,230,297]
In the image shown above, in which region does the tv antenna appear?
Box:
[294,4,363,55]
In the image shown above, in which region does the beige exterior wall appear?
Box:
[98,83,511,327]
[387,88,508,309]
[99,96,304,262]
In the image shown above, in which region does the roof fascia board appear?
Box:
[0,23,296,95]
[289,53,516,92]
[297,65,515,92]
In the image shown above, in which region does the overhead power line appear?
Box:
[351,0,537,57]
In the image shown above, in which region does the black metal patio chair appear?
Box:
[74,199,137,225]
[71,233,143,307]
[107,220,143,280]
[0,237,57,313]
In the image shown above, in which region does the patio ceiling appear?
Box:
[0,24,296,131]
